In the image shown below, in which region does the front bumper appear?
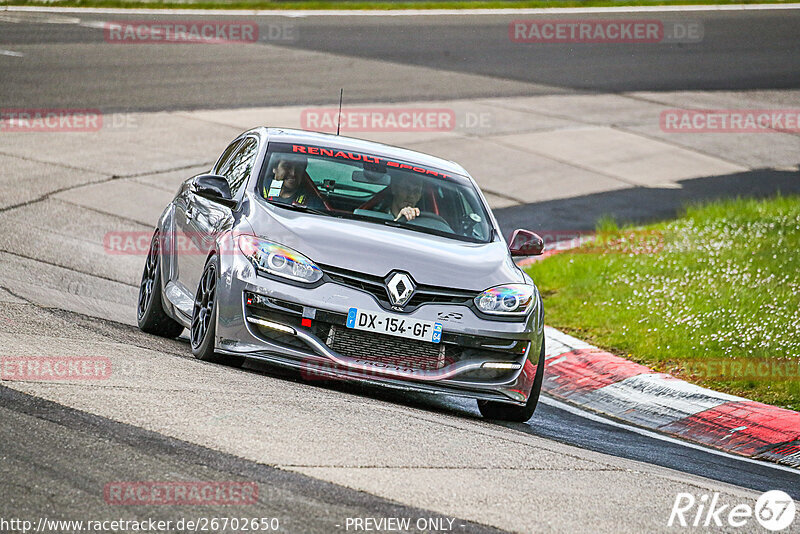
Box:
[214,248,543,405]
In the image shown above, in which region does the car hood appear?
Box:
[246,199,525,291]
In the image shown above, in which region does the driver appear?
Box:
[266,155,325,210]
[383,175,423,221]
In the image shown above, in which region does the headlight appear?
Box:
[237,235,322,284]
[474,284,535,316]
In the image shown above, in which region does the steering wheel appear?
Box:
[402,213,453,232]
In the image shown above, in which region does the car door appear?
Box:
[173,139,243,303]
[181,136,260,299]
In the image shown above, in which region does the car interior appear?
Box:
[261,152,491,241]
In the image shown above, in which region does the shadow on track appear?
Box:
[494,167,800,234]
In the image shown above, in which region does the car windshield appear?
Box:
[257,142,494,243]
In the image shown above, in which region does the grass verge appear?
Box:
[2,0,796,10]
[525,195,800,411]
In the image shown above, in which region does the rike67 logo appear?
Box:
[668,490,796,531]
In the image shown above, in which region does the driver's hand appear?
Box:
[394,206,420,221]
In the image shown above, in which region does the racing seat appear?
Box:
[299,171,333,210]
[266,170,332,211]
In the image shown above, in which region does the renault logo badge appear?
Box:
[386,272,415,308]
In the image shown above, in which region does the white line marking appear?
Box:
[0,13,80,23]
[540,395,800,475]
[79,20,108,29]
[545,325,595,353]
[3,4,800,16]
[582,372,744,427]
[0,49,24,57]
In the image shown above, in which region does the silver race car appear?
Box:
[137,128,546,421]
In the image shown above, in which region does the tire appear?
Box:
[477,338,545,422]
[137,232,184,338]
[190,256,244,367]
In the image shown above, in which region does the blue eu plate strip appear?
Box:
[346,307,357,328]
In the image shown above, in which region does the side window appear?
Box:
[218,137,258,199]
[214,140,241,175]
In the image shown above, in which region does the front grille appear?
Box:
[243,290,526,379]
[321,264,477,311]
[327,326,447,370]
[406,288,475,308]
[322,267,387,303]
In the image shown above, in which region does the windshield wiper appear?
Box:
[380,219,405,228]
[266,200,331,217]
[379,218,486,243]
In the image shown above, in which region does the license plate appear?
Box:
[346,307,443,343]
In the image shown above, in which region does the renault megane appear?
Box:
[137,128,546,421]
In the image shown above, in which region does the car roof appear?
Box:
[257,127,470,178]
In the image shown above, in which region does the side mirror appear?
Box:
[509,229,544,257]
[192,174,236,208]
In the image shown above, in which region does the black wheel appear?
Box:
[477,338,545,422]
[137,232,184,338]
[190,256,243,367]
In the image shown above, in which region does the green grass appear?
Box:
[2,0,795,9]
[526,195,800,411]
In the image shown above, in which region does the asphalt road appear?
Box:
[0,384,500,534]
[294,367,800,500]
[1,6,799,533]
[0,302,796,532]
[1,9,799,111]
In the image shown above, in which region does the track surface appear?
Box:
[1,10,799,110]
[0,384,500,534]
[1,7,799,533]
